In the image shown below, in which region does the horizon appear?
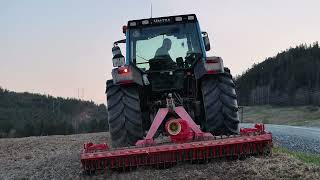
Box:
[1,0,319,104]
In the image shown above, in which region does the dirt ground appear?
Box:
[0,132,319,180]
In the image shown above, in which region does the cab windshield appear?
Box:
[129,23,202,71]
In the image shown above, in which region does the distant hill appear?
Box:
[235,42,320,106]
[0,87,108,138]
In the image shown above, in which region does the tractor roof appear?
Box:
[127,14,198,28]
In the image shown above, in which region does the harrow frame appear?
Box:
[80,106,273,173]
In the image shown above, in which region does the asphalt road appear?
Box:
[241,123,320,154]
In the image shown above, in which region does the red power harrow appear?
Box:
[81,106,272,174]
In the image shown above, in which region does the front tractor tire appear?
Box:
[106,80,144,148]
[201,68,240,135]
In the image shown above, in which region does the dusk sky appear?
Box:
[1,0,319,104]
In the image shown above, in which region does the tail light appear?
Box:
[112,66,136,85]
[118,67,129,74]
[206,59,219,64]
[204,57,224,74]
[112,65,143,85]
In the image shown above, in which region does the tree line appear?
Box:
[0,88,108,138]
[235,42,320,106]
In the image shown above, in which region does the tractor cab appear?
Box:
[111,14,215,92]
[127,14,209,71]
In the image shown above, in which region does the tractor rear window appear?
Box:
[129,23,202,71]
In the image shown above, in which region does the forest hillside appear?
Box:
[0,87,108,138]
[235,42,320,106]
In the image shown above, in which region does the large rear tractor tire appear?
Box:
[106,80,144,147]
[201,68,240,135]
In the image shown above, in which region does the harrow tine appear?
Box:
[89,160,93,174]
[156,153,159,169]
[104,159,107,174]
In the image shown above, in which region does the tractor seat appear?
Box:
[149,56,177,71]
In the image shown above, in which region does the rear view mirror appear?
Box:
[202,32,211,51]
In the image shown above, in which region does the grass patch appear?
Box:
[274,147,320,166]
[241,105,320,127]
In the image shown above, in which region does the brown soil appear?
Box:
[0,132,319,180]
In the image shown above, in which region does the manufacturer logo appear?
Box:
[153,18,171,23]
